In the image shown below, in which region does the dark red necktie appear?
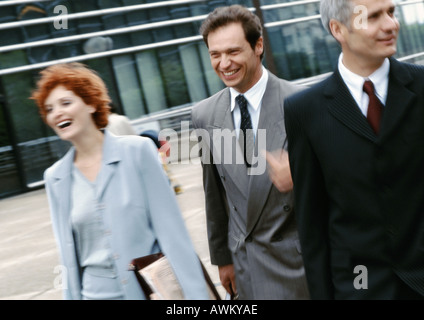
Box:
[363,80,383,134]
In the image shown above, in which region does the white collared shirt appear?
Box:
[338,53,390,116]
[230,66,269,139]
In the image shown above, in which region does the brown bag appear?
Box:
[129,252,221,300]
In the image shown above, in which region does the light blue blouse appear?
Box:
[71,166,124,300]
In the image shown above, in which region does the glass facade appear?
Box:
[0,0,423,198]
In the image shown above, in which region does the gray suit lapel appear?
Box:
[246,74,286,234]
[210,88,250,196]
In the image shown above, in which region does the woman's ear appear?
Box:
[88,105,96,114]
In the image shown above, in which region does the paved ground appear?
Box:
[0,160,225,300]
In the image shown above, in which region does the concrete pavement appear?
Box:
[0,160,224,300]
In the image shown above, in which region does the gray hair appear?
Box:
[320,0,355,34]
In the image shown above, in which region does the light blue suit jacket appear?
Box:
[44,130,209,300]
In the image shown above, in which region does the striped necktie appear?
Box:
[236,94,254,167]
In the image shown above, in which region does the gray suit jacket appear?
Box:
[191,71,309,299]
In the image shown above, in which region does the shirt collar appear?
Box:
[368,58,390,103]
[230,66,268,112]
[338,53,390,103]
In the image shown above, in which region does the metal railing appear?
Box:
[0,35,204,76]
[131,50,424,128]
[0,15,208,53]
[1,0,422,76]
[0,0,322,75]
[0,0,50,7]
[0,0,206,30]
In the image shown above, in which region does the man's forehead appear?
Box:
[208,25,247,49]
[351,0,396,10]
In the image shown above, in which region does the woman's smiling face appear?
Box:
[44,85,96,142]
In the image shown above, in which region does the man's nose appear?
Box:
[220,54,231,69]
[382,13,399,32]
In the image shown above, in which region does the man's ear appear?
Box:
[255,36,264,57]
[329,19,346,44]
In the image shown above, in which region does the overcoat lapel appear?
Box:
[325,71,377,142]
[49,154,83,299]
[380,58,415,141]
[325,60,416,144]
[50,148,74,243]
[246,74,286,234]
[50,131,121,215]
[95,131,121,200]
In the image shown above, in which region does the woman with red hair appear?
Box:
[31,63,209,300]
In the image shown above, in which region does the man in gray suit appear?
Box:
[191,5,309,300]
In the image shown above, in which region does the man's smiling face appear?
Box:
[207,22,263,93]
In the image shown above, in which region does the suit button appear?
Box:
[283,204,291,212]
[220,175,226,181]
[233,206,237,212]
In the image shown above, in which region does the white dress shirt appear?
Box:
[230,66,268,139]
[338,53,390,116]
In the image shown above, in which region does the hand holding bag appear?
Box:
[129,252,221,300]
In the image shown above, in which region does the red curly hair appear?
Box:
[31,62,111,129]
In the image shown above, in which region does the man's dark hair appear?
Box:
[199,5,264,60]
